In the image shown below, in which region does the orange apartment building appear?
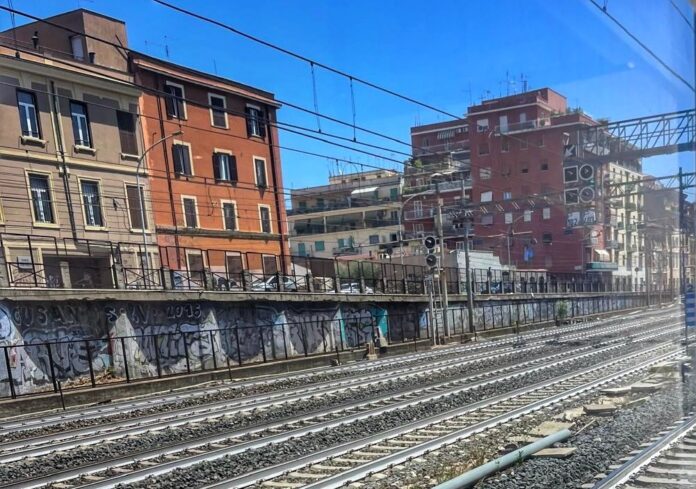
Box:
[130,53,289,280]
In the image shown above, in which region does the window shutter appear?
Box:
[165,90,175,118]
[212,153,220,180]
[244,107,253,137]
[258,110,267,138]
[229,155,238,182]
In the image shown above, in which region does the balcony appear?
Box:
[332,247,361,256]
[617,222,625,229]
[626,223,638,232]
[605,240,619,249]
[413,140,469,157]
[403,208,435,221]
[495,118,551,135]
[629,244,638,252]
[288,197,399,216]
[585,261,619,271]
[403,179,472,195]
[625,202,637,211]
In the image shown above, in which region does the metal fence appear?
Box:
[0,292,656,400]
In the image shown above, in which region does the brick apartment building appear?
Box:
[2,8,289,287]
[131,53,289,280]
[410,88,646,285]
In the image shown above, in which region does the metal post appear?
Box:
[182,333,191,374]
[3,346,16,399]
[120,337,130,383]
[209,331,218,370]
[46,343,58,393]
[464,225,475,336]
[436,185,450,337]
[57,380,66,411]
[84,340,96,388]
[234,327,242,366]
[153,334,162,378]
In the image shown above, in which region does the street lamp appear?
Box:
[136,130,183,269]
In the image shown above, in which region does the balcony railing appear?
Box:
[625,202,637,211]
[495,118,551,134]
[288,197,399,216]
[413,141,469,156]
[403,208,435,221]
[585,261,619,271]
[605,240,619,249]
[626,224,638,232]
[403,179,472,195]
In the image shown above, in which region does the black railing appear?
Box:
[0,292,659,400]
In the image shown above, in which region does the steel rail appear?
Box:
[1,305,668,435]
[218,348,681,489]
[2,326,666,489]
[3,310,670,458]
[593,412,696,488]
[1,317,676,466]
[44,329,680,489]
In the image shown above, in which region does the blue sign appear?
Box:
[685,285,696,329]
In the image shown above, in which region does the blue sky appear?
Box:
[4,0,694,194]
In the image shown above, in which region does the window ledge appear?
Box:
[85,226,108,232]
[21,135,47,147]
[121,153,140,162]
[33,222,60,229]
[129,228,152,234]
[74,145,97,155]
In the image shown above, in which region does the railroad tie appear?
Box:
[261,482,306,488]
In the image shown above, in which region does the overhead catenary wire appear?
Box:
[588,0,695,92]
[151,0,464,120]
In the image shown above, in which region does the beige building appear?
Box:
[0,30,155,288]
[288,170,402,259]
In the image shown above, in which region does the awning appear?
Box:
[351,186,378,195]
[594,249,610,258]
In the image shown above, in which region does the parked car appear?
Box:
[339,282,374,294]
[250,275,298,292]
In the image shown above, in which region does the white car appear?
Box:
[339,282,374,294]
[250,275,299,292]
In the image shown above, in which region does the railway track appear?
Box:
[0,310,675,462]
[594,413,696,488]
[0,306,671,441]
[2,320,679,489]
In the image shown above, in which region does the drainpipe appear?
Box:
[49,80,78,240]
[265,105,287,273]
[433,429,572,489]
[154,73,181,268]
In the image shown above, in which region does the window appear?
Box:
[499,115,508,132]
[70,35,85,61]
[173,143,193,175]
[165,81,186,119]
[481,214,493,226]
[245,105,266,138]
[505,212,512,224]
[316,198,325,208]
[298,201,307,209]
[540,159,549,171]
[117,111,138,155]
[259,205,272,233]
[543,207,551,220]
[520,136,528,149]
[17,90,41,138]
[80,180,104,227]
[390,187,399,201]
[315,240,325,251]
[542,233,553,244]
[70,101,92,147]
[29,174,54,223]
[478,142,489,155]
[479,167,492,179]
[521,162,529,174]
[480,190,493,202]
[413,200,423,217]
[226,253,244,277]
[209,94,228,128]
[182,197,198,228]
[213,152,237,181]
[297,243,306,256]
[503,191,512,200]
[501,139,509,152]
[476,118,489,132]
[369,235,380,245]
[126,184,147,230]
[222,201,237,230]
[537,135,544,147]
[254,157,268,188]
[338,238,346,249]
[524,209,532,222]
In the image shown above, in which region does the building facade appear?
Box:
[288,170,402,259]
[409,88,647,286]
[0,19,153,288]
[131,53,289,281]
